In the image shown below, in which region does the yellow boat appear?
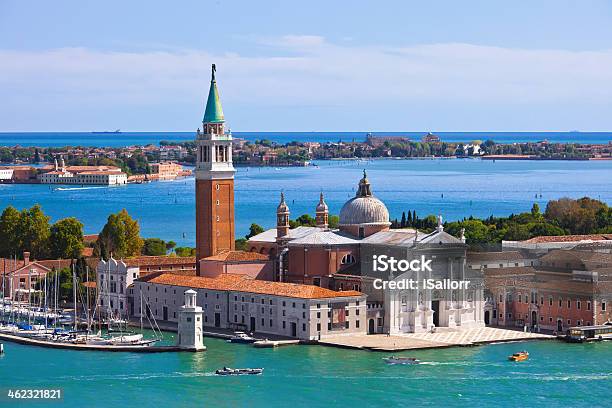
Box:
[508,351,529,362]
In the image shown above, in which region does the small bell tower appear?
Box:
[315,192,329,229]
[276,192,290,240]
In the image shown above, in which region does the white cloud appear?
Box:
[1,37,612,130]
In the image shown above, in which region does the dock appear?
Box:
[318,327,556,352]
[0,332,204,353]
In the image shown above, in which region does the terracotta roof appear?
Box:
[81,247,94,257]
[468,251,527,262]
[137,273,364,299]
[122,256,196,267]
[540,250,612,265]
[484,266,537,277]
[83,234,98,243]
[523,234,612,244]
[202,251,269,262]
[37,259,72,270]
[81,281,97,288]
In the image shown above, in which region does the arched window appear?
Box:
[341,254,356,265]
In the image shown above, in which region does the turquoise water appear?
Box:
[1,159,611,246]
[0,337,610,407]
[1,131,611,147]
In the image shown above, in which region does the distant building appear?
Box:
[150,162,184,180]
[38,156,127,185]
[0,166,38,183]
[421,132,441,143]
[130,273,366,340]
[366,134,411,147]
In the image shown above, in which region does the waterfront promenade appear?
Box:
[319,327,554,351]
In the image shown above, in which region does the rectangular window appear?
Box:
[302,323,306,331]
[269,320,273,327]
[587,302,591,311]
[356,320,360,329]
[602,302,607,311]
[282,321,286,329]
[317,323,321,331]
[577,301,581,310]
[567,300,571,309]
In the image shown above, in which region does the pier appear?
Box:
[318,327,556,352]
[0,332,204,353]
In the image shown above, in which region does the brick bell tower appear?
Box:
[195,64,235,273]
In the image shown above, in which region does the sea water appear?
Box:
[0,159,611,246]
[0,336,610,407]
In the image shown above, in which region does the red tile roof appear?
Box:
[202,250,269,262]
[122,256,196,267]
[523,234,612,244]
[138,273,363,299]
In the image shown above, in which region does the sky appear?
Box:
[1,0,612,132]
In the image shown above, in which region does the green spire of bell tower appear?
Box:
[202,64,225,124]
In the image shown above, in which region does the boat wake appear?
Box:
[54,186,107,191]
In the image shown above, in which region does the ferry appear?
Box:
[383,356,420,365]
[508,351,529,362]
[563,324,612,343]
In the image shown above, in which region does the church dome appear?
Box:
[339,171,390,226]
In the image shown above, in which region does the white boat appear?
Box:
[227,332,257,344]
[215,367,264,376]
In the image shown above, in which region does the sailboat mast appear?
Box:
[86,265,90,331]
[72,262,77,332]
[28,265,31,326]
[44,273,48,329]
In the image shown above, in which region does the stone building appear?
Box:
[483,249,612,331]
[129,273,366,340]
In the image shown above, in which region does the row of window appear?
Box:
[501,293,606,311]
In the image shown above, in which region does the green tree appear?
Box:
[175,247,196,257]
[96,209,144,258]
[235,238,248,251]
[165,240,177,252]
[142,238,167,256]
[49,217,84,259]
[329,215,340,229]
[18,204,50,259]
[0,206,21,257]
[531,203,541,216]
[246,223,265,239]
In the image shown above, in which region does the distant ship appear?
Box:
[92,129,122,134]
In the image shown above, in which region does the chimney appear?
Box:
[23,251,30,265]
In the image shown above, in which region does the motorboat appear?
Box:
[508,351,529,362]
[215,367,264,376]
[383,356,420,365]
[227,332,257,344]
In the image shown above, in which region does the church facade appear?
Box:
[248,172,485,334]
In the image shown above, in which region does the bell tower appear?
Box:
[315,192,329,229]
[195,64,235,272]
[276,192,290,240]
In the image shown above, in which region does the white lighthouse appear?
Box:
[177,289,206,351]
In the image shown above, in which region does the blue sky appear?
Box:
[1,0,612,131]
